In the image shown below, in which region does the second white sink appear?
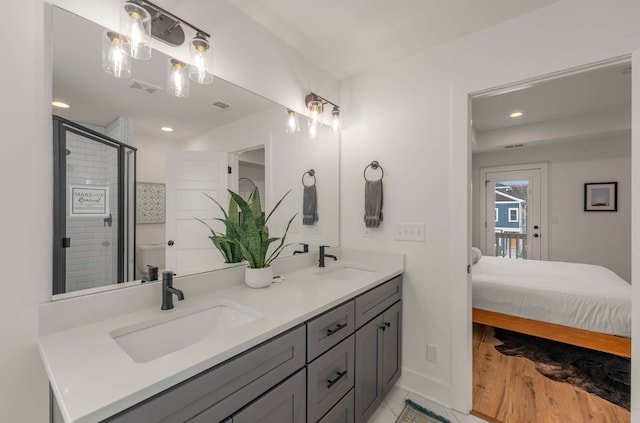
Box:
[111,299,262,363]
[315,265,375,281]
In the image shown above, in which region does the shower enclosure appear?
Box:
[53,116,136,295]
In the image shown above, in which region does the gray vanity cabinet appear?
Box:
[232,369,306,423]
[354,300,402,423]
[104,326,305,423]
[317,389,354,423]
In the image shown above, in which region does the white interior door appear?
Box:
[166,151,229,275]
[480,164,548,260]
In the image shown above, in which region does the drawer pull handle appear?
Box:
[326,323,347,336]
[327,371,347,389]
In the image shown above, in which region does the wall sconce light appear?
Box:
[285,109,300,134]
[303,92,341,138]
[106,0,213,97]
[102,30,132,78]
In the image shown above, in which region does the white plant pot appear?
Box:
[245,266,273,289]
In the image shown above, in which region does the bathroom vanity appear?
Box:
[38,249,403,423]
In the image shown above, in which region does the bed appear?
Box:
[472,256,631,357]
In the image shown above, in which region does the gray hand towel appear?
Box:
[364,179,383,228]
[303,185,318,225]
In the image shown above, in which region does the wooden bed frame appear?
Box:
[473,308,631,358]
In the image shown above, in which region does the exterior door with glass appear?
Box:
[480,164,548,260]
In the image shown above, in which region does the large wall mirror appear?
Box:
[51,6,340,298]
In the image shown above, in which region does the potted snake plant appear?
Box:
[195,195,243,264]
[207,186,295,288]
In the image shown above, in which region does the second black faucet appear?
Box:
[319,245,338,268]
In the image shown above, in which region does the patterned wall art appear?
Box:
[137,182,166,223]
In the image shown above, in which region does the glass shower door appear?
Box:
[53,117,136,295]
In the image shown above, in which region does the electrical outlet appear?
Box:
[394,223,425,241]
[427,344,438,363]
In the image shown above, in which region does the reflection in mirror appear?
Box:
[51,6,339,298]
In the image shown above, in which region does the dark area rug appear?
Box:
[493,328,630,410]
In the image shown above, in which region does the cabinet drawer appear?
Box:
[354,276,402,328]
[106,325,305,423]
[232,369,306,423]
[307,335,355,423]
[318,389,354,423]
[307,301,355,362]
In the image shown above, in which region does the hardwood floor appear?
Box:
[472,323,630,423]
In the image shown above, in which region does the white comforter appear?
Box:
[472,256,631,337]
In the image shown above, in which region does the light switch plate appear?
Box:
[394,223,425,241]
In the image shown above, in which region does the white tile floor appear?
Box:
[367,385,487,423]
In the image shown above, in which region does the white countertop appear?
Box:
[38,249,403,423]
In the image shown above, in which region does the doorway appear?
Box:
[468,58,632,421]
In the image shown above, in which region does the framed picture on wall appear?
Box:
[584,182,617,212]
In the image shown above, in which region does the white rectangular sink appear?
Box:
[110,299,262,363]
[314,265,375,281]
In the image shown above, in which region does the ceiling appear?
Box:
[472,64,632,132]
[228,0,558,79]
[471,62,632,152]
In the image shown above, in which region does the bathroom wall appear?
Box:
[472,135,632,282]
[339,0,640,410]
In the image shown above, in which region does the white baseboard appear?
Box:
[396,366,452,407]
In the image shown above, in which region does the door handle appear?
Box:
[533,225,539,230]
[533,234,540,238]
[168,240,174,246]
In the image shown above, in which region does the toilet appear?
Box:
[136,244,166,281]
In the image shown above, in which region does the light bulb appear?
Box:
[102,31,131,78]
[189,34,214,84]
[331,107,340,133]
[120,1,151,60]
[285,109,300,134]
[168,59,190,97]
[309,119,319,139]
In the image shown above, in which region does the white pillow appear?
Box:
[471,247,482,265]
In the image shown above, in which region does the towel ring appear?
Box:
[364,161,384,181]
[302,169,316,187]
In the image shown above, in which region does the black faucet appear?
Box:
[293,243,309,255]
[319,245,338,268]
[161,271,184,310]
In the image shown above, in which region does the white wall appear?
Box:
[472,135,632,282]
[0,2,51,422]
[134,133,181,249]
[181,107,340,255]
[340,0,640,409]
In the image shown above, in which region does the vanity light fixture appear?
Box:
[285,109,300,134]
[188,32,214,85]
[120,0,152,60]
[304,92,341,138]
[510,111,524,118]
[168,59,190,98]
[109,0,214,97]
[102,30,132,78]
[52,101,70,109]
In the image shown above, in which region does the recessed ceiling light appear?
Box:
[52,101,70,109]
[161,127,174,132]
[510,111,524,118]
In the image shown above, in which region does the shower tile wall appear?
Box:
[65,132,118,292]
